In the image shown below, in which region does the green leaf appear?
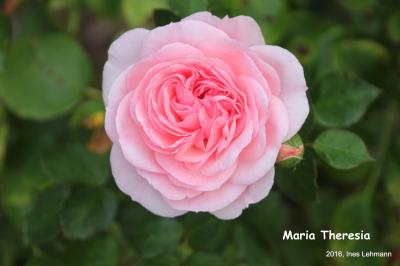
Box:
[147,254,181,266]
[138,219,183,258]
[339,0,376,11]
[122,0,168,27]
[234,225,278,266]
[168,0,208,16]
[0,34,91,120]
[387,160,400,206]
[313,130,372,170]
[258,14,288,44]
[186,252,225,266]
[332,39,389,80]
[27,233,118,266]
[41,144,109,186]
[313,72,380,127]
[153,9,181,27]
[330,193,384,266]
[0,159,51,231]
[25,185,69,242]
[387,13,400,43]
[26,255,67,266]
[0,14,10,73]
[241,0,287,17]
[185,214,232,252]
[243,191,290,242]
[60,187,117,240]
[66,234,118,266]
[0,220,20,266]
[85,0,121,18]
[275,150,318,203]
[333,193,372,233]
[0,105,8,169]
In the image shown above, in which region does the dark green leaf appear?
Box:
[0,14,10,73]
[234,225,278,266]
[339,0,376,11]
[333,193,372,232]
[26,256,67,266]
[314,130,372,169]
[313,72,380,127]
[186,252,225,266]
[0,34,91,120]
[25,185,69,242]
[61,187,117,240]
[276,150,318,203]
[387,14,400,43]
[332,39,389,80]
[66,234,118,266]
[154,9,181,27]
[241,0,287,17]
[0,220,20,266]
[185,214,232,252]
[41,144,109,186]
[168,0,208,16]
[330,193,384,266]
[138,219,183,258]
[0,159,51,230]
[243,191,290,242]
[122,0,168,27]
[387,160,400,206]
[0,106,8,169]
[147,254,181,266]
[84,0,121,18]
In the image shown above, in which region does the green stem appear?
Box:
[364,99,397,198]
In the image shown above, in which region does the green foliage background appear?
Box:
[0,0,399,265]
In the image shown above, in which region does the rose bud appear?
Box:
[103,12,309,219]
[276,134,304,168]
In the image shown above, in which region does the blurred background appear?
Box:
[0,0,399,265]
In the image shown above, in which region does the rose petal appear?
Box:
[116,91,165,173]
[166,182,246,212]
[136,169,201,201]
[141,19,231,57]
[108,42,204,110]
[251,45,308,140]
[110,145,185,217]
[184,11,265,46]
[155,152,237,191]
[212,168,275,219]
[230,96,288,185]
[103,28,149,105]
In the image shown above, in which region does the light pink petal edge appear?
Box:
[184,11,265,46]
[212,168,275,219]
[110,145,185,217]
[103,28,149,105]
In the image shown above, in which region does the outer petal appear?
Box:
[103,28,149,105]
[116,91,164,174]
[110,145,185,217]
[141,19,230,57]
[166,182,246,212]
[212,168,275,219]
[251,45,309,140]
[230,96,289,185]
[184,11,265,46]
[136,169,202,201]
[155,153,238,191]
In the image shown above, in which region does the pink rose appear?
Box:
[103,12,309,219]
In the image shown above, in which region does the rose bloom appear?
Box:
[103,12,309,219]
